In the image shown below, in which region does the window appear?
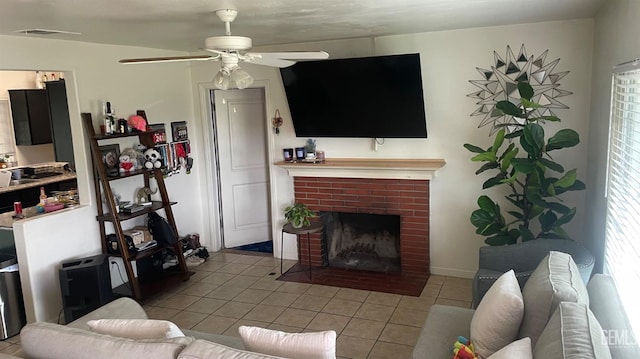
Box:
[605,59,640,340]
[0,100,16,159]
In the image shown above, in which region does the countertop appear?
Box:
[0,205,66,228]
[0,172,77,195]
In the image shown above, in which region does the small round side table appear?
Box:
[281,221,323,280]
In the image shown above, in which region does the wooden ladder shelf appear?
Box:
[82,113,190,300]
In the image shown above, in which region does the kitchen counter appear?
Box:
[0,172,77,194]
[0,205,70,228]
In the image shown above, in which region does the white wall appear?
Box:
[0,34,203,322]
[191,19,594,278]
[585,0,640,271]
[0,16,599,322]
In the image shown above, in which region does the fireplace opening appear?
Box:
[321,211,401,273]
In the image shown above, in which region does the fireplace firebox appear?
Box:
[321,212,401,273]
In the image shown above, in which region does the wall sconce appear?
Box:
[271,109,283,135]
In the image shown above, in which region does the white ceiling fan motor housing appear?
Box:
[205,36,252,51]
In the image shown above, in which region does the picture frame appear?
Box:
[149,123,167,144]
[99,144,120,177]
[171,121,188,142]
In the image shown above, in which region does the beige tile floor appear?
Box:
[0,251,473,358]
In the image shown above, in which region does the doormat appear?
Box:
[277,264,428,297]
[232,240,273,254]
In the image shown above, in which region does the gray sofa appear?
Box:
[0,297,276,359]
[414,271,637,358]
[472,239,595,307]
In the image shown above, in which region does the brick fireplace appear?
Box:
[277,159,445,286]
[294,176,431,276]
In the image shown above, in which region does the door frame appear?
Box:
[198,80,278,251]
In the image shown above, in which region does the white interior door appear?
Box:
[213,88,271,248]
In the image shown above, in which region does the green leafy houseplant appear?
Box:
[284,202,317,228]
[464,82,585,245]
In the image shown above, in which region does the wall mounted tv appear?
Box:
[280,53,428,138]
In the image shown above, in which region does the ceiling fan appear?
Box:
[118,8,329,89]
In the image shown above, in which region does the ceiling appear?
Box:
[1,0,606,52]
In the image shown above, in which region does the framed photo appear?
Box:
[171,121,188,142]
[149,123,167,144]
[99,144,120,177]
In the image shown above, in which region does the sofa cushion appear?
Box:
[87,319,185,339]
[487,338,532,359]
[20,322,192,359]
[178,339,285,359]
[470,270,524,357]
[533,302,612,359]
[411,305,475,359]
[519,251,589,346]
[238,326,336,359]
[66,297,149,331]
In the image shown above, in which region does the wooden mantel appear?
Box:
[275,158,446,180]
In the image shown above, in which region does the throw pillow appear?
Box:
[519,251,589,346]
[533,302,612,359]
[487,338,532,359]
[238,326,336,359]
[21,322,192,359]
[87,319,185,339]
[470,269,524,358]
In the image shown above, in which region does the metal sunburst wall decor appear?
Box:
[467,44,572,135]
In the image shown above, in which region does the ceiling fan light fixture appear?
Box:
[213,67,231,90]
[231,67,254,89]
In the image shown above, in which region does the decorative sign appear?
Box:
[149,124,167,144]
[171,121,188,142]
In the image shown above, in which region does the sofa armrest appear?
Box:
[588,274,639,359]
[412,305,474,359]
[66,297,148,331]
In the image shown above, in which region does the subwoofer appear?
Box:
[59,253,113,323]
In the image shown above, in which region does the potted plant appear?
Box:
[464,82,585,245]
[284,202,317,228]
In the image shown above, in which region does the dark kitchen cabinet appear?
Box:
[9,89,52,145]
[46,80,75,170]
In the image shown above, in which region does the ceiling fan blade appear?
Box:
[245,51,329,68]
[119,55,216,64]
[247,56,297,68]
[255,51,330,60]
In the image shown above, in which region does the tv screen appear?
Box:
[280,53,428,138]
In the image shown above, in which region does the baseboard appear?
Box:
[430,266,476,279]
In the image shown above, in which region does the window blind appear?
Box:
[605,60,640,340]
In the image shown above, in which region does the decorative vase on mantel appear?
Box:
[304,139,316,160]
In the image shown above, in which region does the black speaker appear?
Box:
[59,254,113,324]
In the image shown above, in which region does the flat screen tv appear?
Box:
[280,53,427,138]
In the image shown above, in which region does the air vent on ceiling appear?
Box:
[14,29,81,36]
